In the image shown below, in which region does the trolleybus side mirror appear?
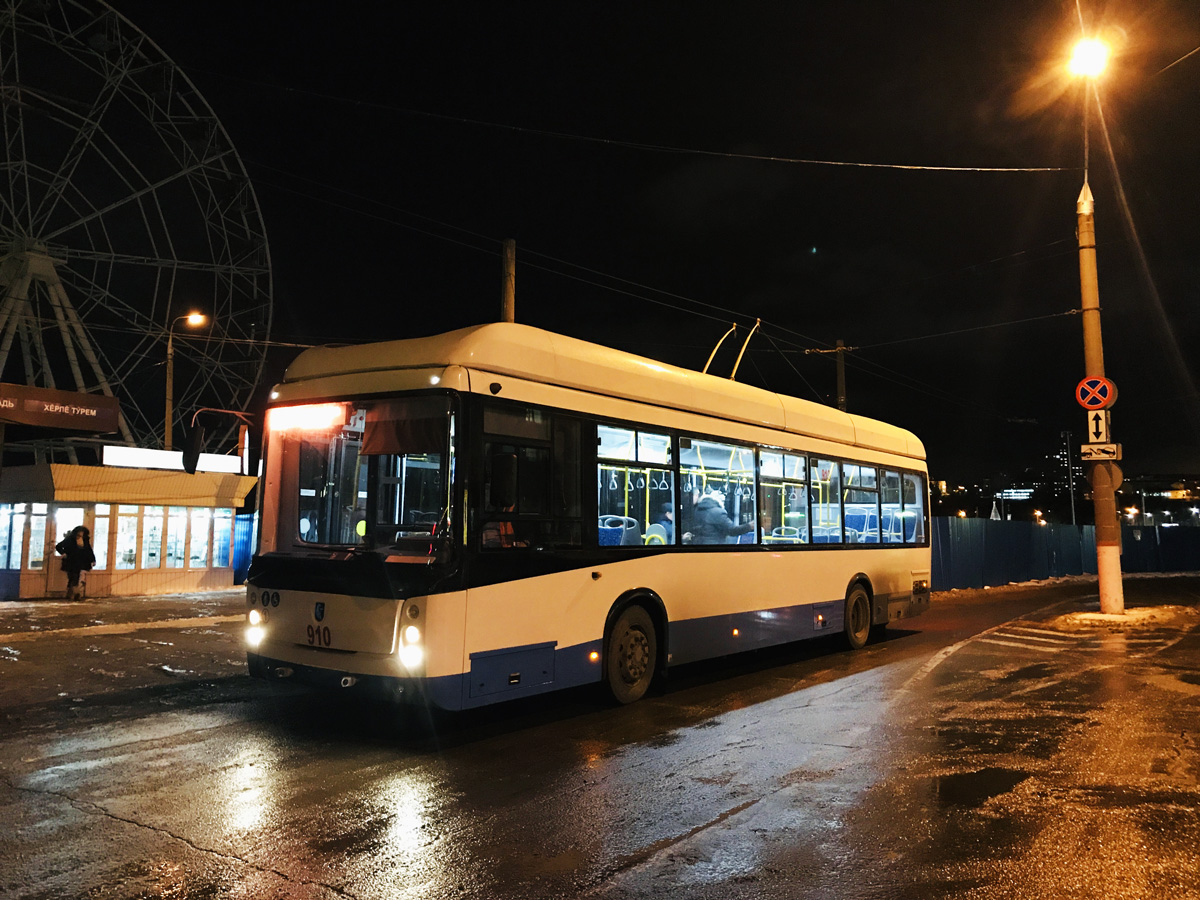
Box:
[490,452,518,510]
[182,425,205,475]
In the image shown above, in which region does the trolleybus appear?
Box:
[245,323,930,708]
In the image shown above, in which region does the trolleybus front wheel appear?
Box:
[605,605,657,704]
[844,585,872,651]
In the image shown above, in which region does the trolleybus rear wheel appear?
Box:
[844,585,872,651]
[605,606,657,704]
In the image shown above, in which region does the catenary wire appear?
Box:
[248,162,1081,417]
[191,67,1071,174]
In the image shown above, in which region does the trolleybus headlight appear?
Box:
[248,608,268,626]
[246,626,265,647]
[403,625,421,645]
[398,644,424,670]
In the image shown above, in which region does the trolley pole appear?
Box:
[1076,181,1124,614]
[835,339,846,411]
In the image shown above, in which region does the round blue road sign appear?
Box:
[1076,376,1117,410]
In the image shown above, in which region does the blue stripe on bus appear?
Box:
[667,599,844,666]
[426,597,848,710]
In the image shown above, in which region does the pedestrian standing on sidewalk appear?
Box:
[55,526,96,600]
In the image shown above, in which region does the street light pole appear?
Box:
[1069,36,1124,615]
[1076,165,1125,615]
[164,313,208,451]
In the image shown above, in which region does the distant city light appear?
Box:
[998,488,1034,501]
[957,510,967,518]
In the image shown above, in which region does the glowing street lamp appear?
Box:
[1069,38,1110,78]
[165,312,208,451]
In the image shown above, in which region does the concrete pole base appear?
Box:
[1097,543,1125,615]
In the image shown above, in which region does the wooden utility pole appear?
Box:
[501,239,516,323]
[835,340,846,411]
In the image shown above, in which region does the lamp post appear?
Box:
[165,312,208,451]
[1070,37,1124,614]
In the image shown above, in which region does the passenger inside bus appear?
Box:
[683,491,754,545]
[655,503,674,542]
[481,510,526,549]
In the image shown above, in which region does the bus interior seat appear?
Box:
[736,530,756,544]
[812,526,841,544]
[601,515,643,546]
[769,525,800,544]
[644,523,668,545]
[598,525,623,546]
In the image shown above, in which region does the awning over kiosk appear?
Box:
[0,464,257,507]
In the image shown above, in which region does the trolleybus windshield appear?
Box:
[275,395,455,553]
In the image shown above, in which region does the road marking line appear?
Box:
[0,615,243,643]
[974,638,1058,653]
[1006,626,1076,638]
[994,631,1072,644]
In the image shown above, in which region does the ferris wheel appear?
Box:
[0,0,272,453]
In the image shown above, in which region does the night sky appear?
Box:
[117,1,1200,482]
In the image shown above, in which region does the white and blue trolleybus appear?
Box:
[246,323,930,708]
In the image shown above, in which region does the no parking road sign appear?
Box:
[1076,376,1117,410]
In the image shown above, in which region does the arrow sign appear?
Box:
[1087,410,1110,443]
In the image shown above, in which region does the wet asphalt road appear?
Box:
[1,576,1198,899]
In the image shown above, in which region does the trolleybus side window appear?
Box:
[903,471,928,544]
[881,469,927,544]
[679,437,755,545]
[481,403,582,550]
[842,463,880,543]
[809,458,843,543]
[553,417,583,526]
[597,425,674,546]
[758,450,808,544]
[881,470,903,543]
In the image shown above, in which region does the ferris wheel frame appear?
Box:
[0,0,273,455]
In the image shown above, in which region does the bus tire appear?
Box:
[605,605,657,704]
[844,584,871,651]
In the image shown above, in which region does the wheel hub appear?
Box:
[620,630,650,683]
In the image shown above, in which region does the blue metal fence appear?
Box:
[931,518,1200,591]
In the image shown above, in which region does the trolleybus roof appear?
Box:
[279,323,924,460]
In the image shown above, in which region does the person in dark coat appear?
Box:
[55,526,96,600]
[685,491,753,544]
[656,503,675,542]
